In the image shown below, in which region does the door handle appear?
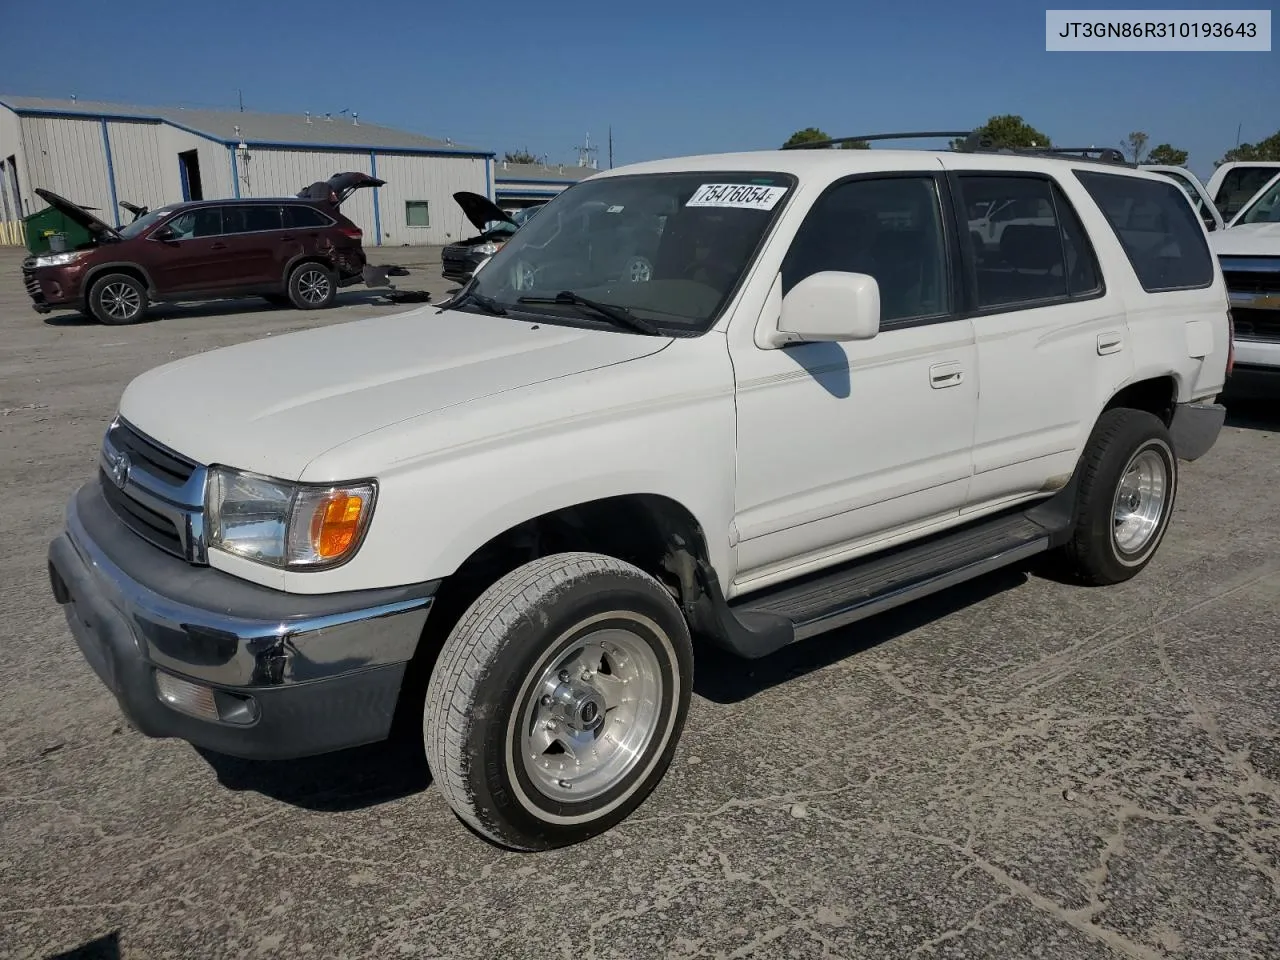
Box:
[1097,332,1124,355]
[279,235,296,242]
[929,361,964,388]
[210,242,227,250]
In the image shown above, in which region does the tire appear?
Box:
[262,293,291,308]
[87,273,148,325]
[424,552,694,851]
[1058,408,1178,585]
[287,262,337,310]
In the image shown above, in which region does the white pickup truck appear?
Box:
[48,140,1231,850]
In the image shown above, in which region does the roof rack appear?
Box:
[782,131,977,150]
[781,131,1136,167]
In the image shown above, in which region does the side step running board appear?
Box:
[697,489,1077,660]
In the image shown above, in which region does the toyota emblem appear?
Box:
[108,451,131,489]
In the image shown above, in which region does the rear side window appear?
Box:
[223,204,284,234]
[955,174,1102,309]
[285,205,332,228]
[1075,171,1214,293]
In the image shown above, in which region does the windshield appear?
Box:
[466,171,795,333]
[1235,174,1280,225]
[118,204,181,239]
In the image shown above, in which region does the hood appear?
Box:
[454,191,516,233]
[296,172,385,206]
[117,308,671,481]
[34,188,120,240]
[1210,222,1280,258]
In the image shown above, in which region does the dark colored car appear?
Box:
[440,193,542,284]
[22,173,385,325]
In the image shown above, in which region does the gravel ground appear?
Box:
[1,244,1278,960]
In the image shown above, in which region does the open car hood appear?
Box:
[454,191,516,233]
[296,172,386,206]
[34,188,120,240]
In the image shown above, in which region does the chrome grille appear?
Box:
[1232,308,1280,343]
[99,418,208,563]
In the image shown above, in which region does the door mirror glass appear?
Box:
[151,225,176,242]
[778,271,880,343]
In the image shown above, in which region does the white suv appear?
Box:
[48,139,1231,851]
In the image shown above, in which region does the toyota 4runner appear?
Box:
[47,136,1231,851]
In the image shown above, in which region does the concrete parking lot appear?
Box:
[1,243,1278,960]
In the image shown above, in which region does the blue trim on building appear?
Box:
[99,120,120,227]
[0,103,496,157]
[370,151,382,247]
[229,146,241,199]
[495,176,584,186]
[495,189,566,199]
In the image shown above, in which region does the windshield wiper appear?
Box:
[517,290,661,335]
[441,284,507,316]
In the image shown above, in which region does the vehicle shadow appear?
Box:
[40,290,413,327]
[1223,398,1280,431]
[693,566,1029,704]
[46,930,121,959]
[193,735,432,813]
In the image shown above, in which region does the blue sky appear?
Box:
[1,0,1274,178]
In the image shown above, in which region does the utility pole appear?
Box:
[238,89,244,112]
[573,132,599,169]
[608,127,613,169]
[1235,122,1243,148]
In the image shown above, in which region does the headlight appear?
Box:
[475,242,498,256]
[205,467,376,570]
[33,251,85,267]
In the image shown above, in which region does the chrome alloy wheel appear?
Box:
[296,268,331,304]
[100,282,142,320]
[518,624,663,804]
[1111,447,1169,555]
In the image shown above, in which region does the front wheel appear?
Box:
[88,273,148,325]
[424,553,693,850]
[1057,408,1178,585]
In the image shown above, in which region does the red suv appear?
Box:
[22,173,384,325]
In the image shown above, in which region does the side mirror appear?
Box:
[776,271,881,344]
[152,225,176,242]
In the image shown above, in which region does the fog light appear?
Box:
[154,671,219,721]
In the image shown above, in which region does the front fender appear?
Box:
[281,335,739,595]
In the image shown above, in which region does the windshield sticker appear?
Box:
[686,183,787,211]
[607,204,625,213]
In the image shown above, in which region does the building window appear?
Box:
[406,201,430,227]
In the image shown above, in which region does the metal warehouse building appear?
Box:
[494,160,594,212]
[0,95,497,247]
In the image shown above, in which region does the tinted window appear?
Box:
[1054,184,1102,297]
[958,176,1073,307]
[1236,176,1280,224]
[285,205,332,228]
[1075,171,1214,293]
[223,204,283,234]
[1216,167,1280,217]
[782,176,949,323]
[165,207,223,239]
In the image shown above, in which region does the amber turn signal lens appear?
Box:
[309,493,366,559]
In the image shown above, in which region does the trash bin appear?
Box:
[24,206,93,256]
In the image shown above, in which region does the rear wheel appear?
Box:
[1057,408,1178,585]
[87,273,148,325]
[424,552,693,850]
[287,262,337,310]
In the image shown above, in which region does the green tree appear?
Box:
[1218,130,1280,165]
[1146,143,1189,166]
[784,127,833,148]
[782,128,869,149]
[503,148,539,164]
[953,115,1052,151]
[1120,131,1150,163]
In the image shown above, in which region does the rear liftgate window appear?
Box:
[1075,171,1214,294]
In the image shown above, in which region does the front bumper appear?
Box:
[22,260,85,313]
[47,481,437,760]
